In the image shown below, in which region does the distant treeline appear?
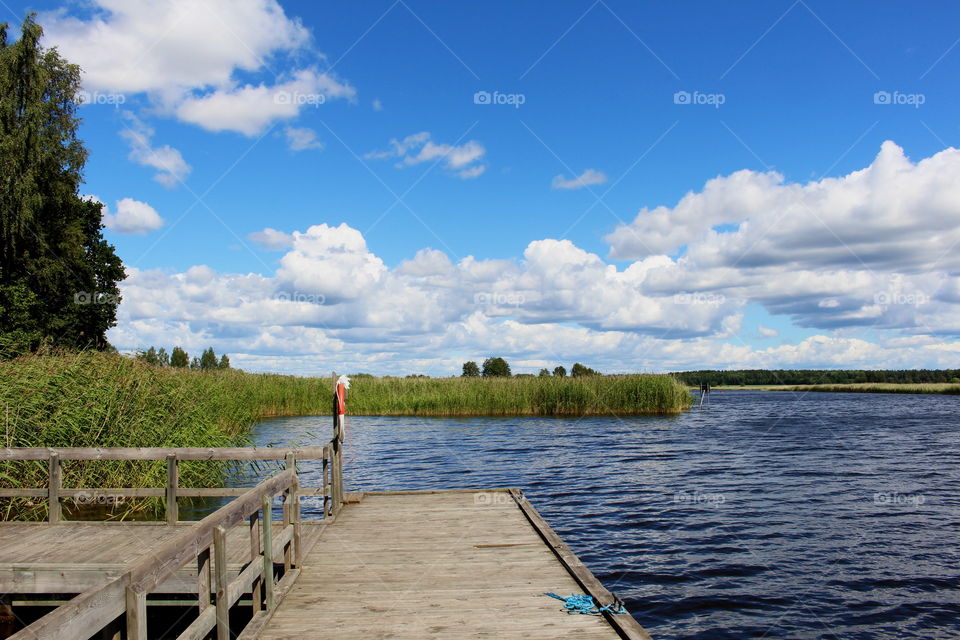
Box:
[136,345,230,371]
[671,369,960,386]
[460,357,600,378]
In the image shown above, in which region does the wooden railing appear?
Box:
[7,465,300,640]
[0,377,349,638]
[0,445,344,638]
[0,445,343,520]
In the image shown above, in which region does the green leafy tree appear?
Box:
[553,366,567,377]
[461,361,480,377]
[571,363,599,377]
[482,357,511,377]
[156,347,169,367]
[170,346,189,368]
[538,368,550,377]
[136,346,159,365]
[0,16,124,353]
[218,354,230,369]
[199,347,218,370]
[190,357,201,370]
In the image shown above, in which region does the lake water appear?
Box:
[250,391,960,639]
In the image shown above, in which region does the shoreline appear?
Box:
[692,383,960,395]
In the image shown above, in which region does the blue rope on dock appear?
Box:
[544,592,627,615]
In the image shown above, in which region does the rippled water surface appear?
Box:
[251,391,960,639]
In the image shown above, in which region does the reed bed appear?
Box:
[0,351,690,518]
[347,374,692,416]
[1,351,251,519]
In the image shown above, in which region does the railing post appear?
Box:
[283,453,293,525]
[125,586,147,640]
[292,473,302,568]
[322,445,330,517]
[48,452,61,523]
[262,495,275,611]
[249,511,262,612]
[213,526,229,640]
[165,454,179,524]
[333,445,343,514]
[197,547,211,616]
[328,445,337,515]
[283,453,295,571]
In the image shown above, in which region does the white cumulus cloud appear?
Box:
[757,325,779,338]
[176,69,354,136]
[283,126,323,151]
[551,168,608,190]
[119,112,191,188]
[607,141,960,271]
[41,1,355,136]
[276,224,387,303]
[100,197,165,235]
[249,228,294,251]
[366,132,486,179]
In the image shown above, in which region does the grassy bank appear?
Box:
[698,383,960,394]
[1,351,689,517]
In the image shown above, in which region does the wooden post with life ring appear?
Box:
[331,372,348,514]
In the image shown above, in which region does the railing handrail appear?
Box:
[128,468,294,592]
[0,443,340,523]
[0,446,328,461]
[8,468,300,640]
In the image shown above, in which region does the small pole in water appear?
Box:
[699,382,710,407]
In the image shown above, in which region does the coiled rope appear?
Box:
[544,592,627,615]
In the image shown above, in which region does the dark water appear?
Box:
[251,391,960,639]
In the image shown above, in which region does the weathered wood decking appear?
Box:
[259,489,650,639]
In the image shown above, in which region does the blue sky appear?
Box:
[7,1,960,374]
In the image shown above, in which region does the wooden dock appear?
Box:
[260,489,649,639]
[1,440,652,638]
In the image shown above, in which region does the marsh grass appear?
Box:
[1,350,259,519]
[348,374,692,416]
[1,351,690,518]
